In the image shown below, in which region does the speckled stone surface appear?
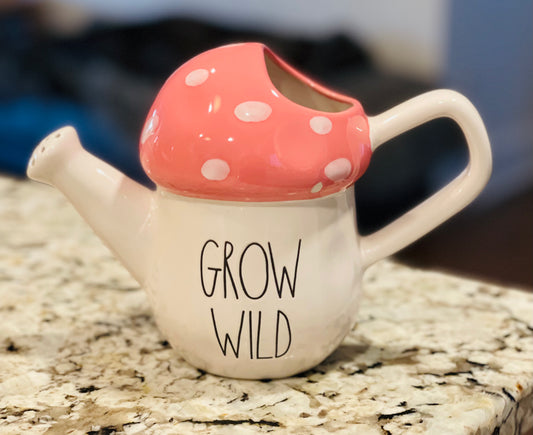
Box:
[1,177,532,435]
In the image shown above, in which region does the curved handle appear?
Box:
[360,89,492,269]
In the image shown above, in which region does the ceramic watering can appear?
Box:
[27,43,492,379]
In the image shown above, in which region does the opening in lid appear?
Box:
[264,49,353,113]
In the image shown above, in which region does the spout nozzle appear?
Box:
[26,126,153,285]
[27,126,83,185]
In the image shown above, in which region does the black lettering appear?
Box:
[223,241,239,299]
[275,310,292,358]
[249,310,254,359]
[256,311,273,359]
[239,242,269,300]
[210,308,245,358]
[200,240,220,297]
[268,239,301,298]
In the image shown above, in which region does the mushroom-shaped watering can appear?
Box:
[27,43,492,379]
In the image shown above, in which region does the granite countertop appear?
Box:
[1,177,532,435]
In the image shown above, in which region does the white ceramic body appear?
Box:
[146,187,361,378]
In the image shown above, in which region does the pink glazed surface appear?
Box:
[139,43,372,201]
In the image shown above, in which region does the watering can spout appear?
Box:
[27,126,154,284]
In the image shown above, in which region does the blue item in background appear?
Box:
[0,97,152,186]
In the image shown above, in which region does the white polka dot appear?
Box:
[201,159,230,181]
[311,182,323,193]
[141,111,159,144]
[185,69,209,86]
[324,158,352,181]
[234,101,272,122]
[310,116,332,135]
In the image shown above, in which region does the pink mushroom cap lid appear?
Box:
[140,43,372,202]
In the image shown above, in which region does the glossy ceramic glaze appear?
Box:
[140,43,372,202]
[147,188,361,378]
[27,43,492,379]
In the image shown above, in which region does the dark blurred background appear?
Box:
[1,1,531,289]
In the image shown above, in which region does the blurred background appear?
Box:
[1,0,531,288]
